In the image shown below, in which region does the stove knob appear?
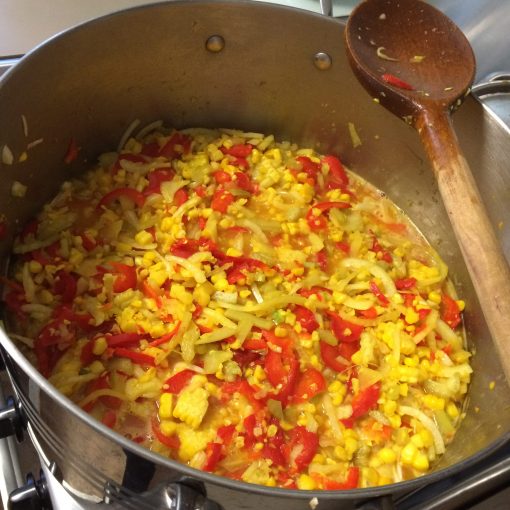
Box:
[0,395,25,442]
[8,471,51,510]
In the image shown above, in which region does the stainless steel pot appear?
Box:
[0,1,509,509]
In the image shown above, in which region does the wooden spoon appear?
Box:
[345,0,510,383]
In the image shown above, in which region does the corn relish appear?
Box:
[5,126,471,489]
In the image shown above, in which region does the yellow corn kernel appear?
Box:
[428,291,441,304]
[159,393,174,419]
[93,336,108,356]
[489,380,496,391]
[404,307,420,324]
[310,354,321,370]
[88,361,105,374]
[412,452,429,471]
[297,414,308,426]
[345,437,358,457]
[446,402,460,419]
[332,393,344,406]
[266,424,278,438]
[383,400,397,416]
[160,420,178,437]
[213,278,229,291]
[300,338,313,349]
[422,394,445,411]
[456,300,465,311]
[378,447,397,464]
[28,260,43,273]
[399,383,409,397]
[274,326,288,338]
[134,230,153,245]
[404,355,419,368]
[193,283,212,307]
[328,380,342,392]
[291,266,304,276]
[226,247,242,257]
[333,291,346,304]
[254,442,264,452]
[38,289,54,305]
[239,289,251,299]
[363,467,379,487]
[410,433,424,448]
[170,283,193,305]
[389,414,401,428]
[401,442,418,464]
[253,364,266,382]
[419,429,434,447]
[297,474,316,490]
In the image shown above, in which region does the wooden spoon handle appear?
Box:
[417,107,510,383]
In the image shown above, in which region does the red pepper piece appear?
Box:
[101,409,117,428]
[296,156,321,183]
[164,369,195,394]
[159,132,192,159]
[98,187,146,209]
[371,235,393,263]
[234,171,255,193]
[342,383,381,428]
[263,334,299,405]
[86,374,122,409]
[113,348,155,366]
[220,143,252,158]
[382,73,414,90]
[359,306,378,319]
[213,170,232,184]
[53,270,77,303]
[80,339,97,366]
[306,201,351,231]
[52,305,94,331]
[294,305,319,333]
[440,294,462,329]
[80,231,97,251]
[336,241,350,254]
[329,311,364,343]
[242,337,267,350]
[63,137,79,164]
[395,277,417,290]
[322,467,360,490]
[217,424,236,444]
[320,341,353,372]
[151,417,180,449]
[369,280,389,306]
[323,155,349,189]
[297,286,332,300]
[221,379,263,411]
[203,442,225,472]
[144,168,175,195]
[102,262,137,293]
[211,188,234,213]
[148,322,181,348]
[284,426,319,472]
[292,367,326,403]
[106,333,145,347]
[173,188,188,206]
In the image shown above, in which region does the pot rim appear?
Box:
[1,0,509,501]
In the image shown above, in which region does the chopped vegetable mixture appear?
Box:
[4,126,471,490]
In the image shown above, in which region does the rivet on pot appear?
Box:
[314,52,332,70]
[206,35,225,53]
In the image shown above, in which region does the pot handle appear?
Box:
[319,0,333,17]
[104,478,223,510]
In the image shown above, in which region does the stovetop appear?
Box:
[1,1,510,509]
